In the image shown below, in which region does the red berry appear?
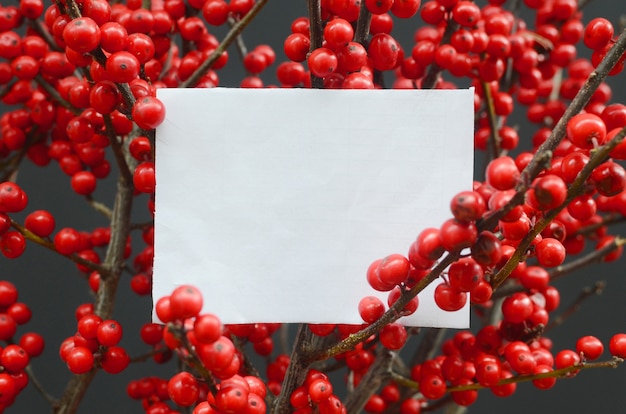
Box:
[168,372,199,406]
[308,47,338,78]
[132,96,166,130]
[66,346,94,374]
[434,283,467,312]
[169,285,203,320]
[567,113,607,149]
[63,17,101,53]
[576,335,604,360]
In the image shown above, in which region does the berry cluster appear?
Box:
[0,281,45,411]
[0,0,625,412]
[60,309,129,375]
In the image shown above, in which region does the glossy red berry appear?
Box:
[380,322,408,350]
[308,47,338,78]
[567,113,607,149]
[584,18,614,50]
[63,17,101,53]
[168,372,199,406]
[66,346,94,374]
[368,33,400,71]
[169,285,203,320]
[434,283,467,312]
[132,96,166,130]
[576,335,604,360]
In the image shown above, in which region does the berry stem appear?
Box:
[9,219,108,274]
[390,356,624,393]
[180,0,269,88]
[353,1,372,46]
[271,324,328,413]
[410,328,446,367]
[27,18,61,52]
[103,115,134,186]
[227,16,251,75]
[481,81,502,161]
[307,0,324,89]
[34,76,80,115]
[575,214,626,236]
[85,195,113,219]
[549,236,625,281]
[25,365,56,405]
[422,19,460,89]
[546,281,605,331]
[344,347,395,414]
[171,324,220,396]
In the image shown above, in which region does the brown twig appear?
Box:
[422,20,460,89]
[34,76,80,115]
[10,219,108,275]
[271,325,328,414]
[28,18,61,51]
[546,281,605,331]
[391,356,623,393]
[344,347,395,414]
[481,81,501,161]
[85,196,113,219]
[353,1,372,46]
[180,0,269,88]
[550,237,625,281]
[307,0,324,89]
[103,115,133,186]
[227,17,250,68]
[25,365,56,405]
[574,214,626,236]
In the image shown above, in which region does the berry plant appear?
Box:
[0,0,625,413]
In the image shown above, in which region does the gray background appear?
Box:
[2,0,626,412]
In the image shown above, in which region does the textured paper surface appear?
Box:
[154,88,473,328]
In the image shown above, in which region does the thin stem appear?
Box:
[546,281,605,331]
[410,328,445,367]
[392,356,623,393]
[550,237,624,281]
[25,365,56,405]
[10,219,108,275]
[574,214,626,236]
[181,0,269,88]
[28,19,61,51]
[228,17,249,67]
[308,0,324,89]
[344,348,395,414]
[85,196,113,219]
[103,116,133,185]
[272,325,327,414]
[422,20,459,89]
[35,76,80,115]
[481,81,501,161]
[353,1,372,46]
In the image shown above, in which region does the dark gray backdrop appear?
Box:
[2,0,626,412]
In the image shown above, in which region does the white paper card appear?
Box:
[154,88,473,328]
